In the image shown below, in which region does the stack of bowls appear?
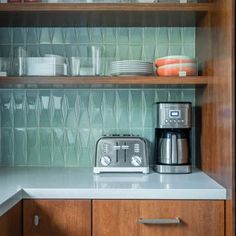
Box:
[155,55,198,76]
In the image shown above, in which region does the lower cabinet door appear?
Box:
[93,200,224,236]
[0,202,22,236]
[23,200,91,236]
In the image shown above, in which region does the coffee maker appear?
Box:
[154,102,192,174]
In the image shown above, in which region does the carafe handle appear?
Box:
[171,134,178,164]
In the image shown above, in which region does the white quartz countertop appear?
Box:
[0,167,227,216]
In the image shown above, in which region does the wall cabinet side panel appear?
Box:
[196,0,234,235]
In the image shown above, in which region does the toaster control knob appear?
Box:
[131,155,142,167]
[100,156,111,166]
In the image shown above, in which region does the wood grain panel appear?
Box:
[0,76,209,88]
[0,202,22,236]
[196,0,235,235]
[93,200,224,236]
[23,200,91,236]
[0,3,212,27]
[0,3,213,12]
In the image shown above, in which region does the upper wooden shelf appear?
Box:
[0,76,209,88]
[0,3,213,27]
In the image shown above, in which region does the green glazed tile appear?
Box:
[117,90,129,129]
[64,129,78,166]
[26,28,38,44]
[130,28,143,44]
[169,44,182,55]
[51,90,65,127]
[157,28,169,43]
[63,28,77,44]
[39,28,51,44]
[130,45,143,60]
[0,128,14,166]
[78,129,90,148]
[77,28,90,44]
[39,90,51,127]
[103,28,116,44]
[90,28,103,44]
[13,90,26,127]
[39,128,52,166]
[0,28,12,44]
[0,91,13,127]
[0,45,11,57]
[27,128,40,166]
[26,90,39,127]
[13,28,25,44]
[52,128,65,166]
[78,148,91,167]
[169,28,182,44]
[143,28,156,44]
[117,28,129,44]
[130,90,143,128]
[183,28,195,44]
[14,128,27,166]
[52,28,64,44]
[102,90,116,129]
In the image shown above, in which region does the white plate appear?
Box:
[111,71,153,76]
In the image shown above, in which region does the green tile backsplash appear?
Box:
[0,26,196,166]
[0,89,196,167]
[0,27,195,60]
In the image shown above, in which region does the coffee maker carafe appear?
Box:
[154,102,192,174]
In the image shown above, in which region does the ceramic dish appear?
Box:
[156,63,197,76]
[155,55,196,67]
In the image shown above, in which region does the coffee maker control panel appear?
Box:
[155,102,191,129]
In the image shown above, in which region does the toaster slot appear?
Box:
[124,142,127,163]
[116,142,119,163]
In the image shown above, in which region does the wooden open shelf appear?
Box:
[0,76,209,88]
[0,3,213,26]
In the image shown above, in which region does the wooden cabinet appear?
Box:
[93,200,224,236]
[0,0,234,234]
[23,200,91,236]
[0,202,22,236]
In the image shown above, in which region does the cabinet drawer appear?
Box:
[93,200,224,236]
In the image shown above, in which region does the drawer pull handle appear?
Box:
[34,215,40,226]
[138,217,181,225]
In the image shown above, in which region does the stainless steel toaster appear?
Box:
[93,135,149,174]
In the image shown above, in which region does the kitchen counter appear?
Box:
[0,167,226,216]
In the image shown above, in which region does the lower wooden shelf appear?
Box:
[0,76,209,88]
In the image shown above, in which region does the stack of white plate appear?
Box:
[111,60,153,76]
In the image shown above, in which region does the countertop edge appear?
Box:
[23,188,227,200]
[0,190,22,217]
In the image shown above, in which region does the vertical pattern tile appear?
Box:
[0,89,196,167]
[0,25,196,167]
[52,128,65,166]
[0,27,195,63]
[0,91,13,127]
[14,128,27,166]
[26,90,39,127]
[39,128,52,166]
[13,90,26,128]
[1,128,14,166]
[27,128,40,166]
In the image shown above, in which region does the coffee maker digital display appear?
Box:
[169,110,180,118]
[154,102,192,174]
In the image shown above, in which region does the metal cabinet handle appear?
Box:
[138,217,181,225]
[34,215,40,226]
